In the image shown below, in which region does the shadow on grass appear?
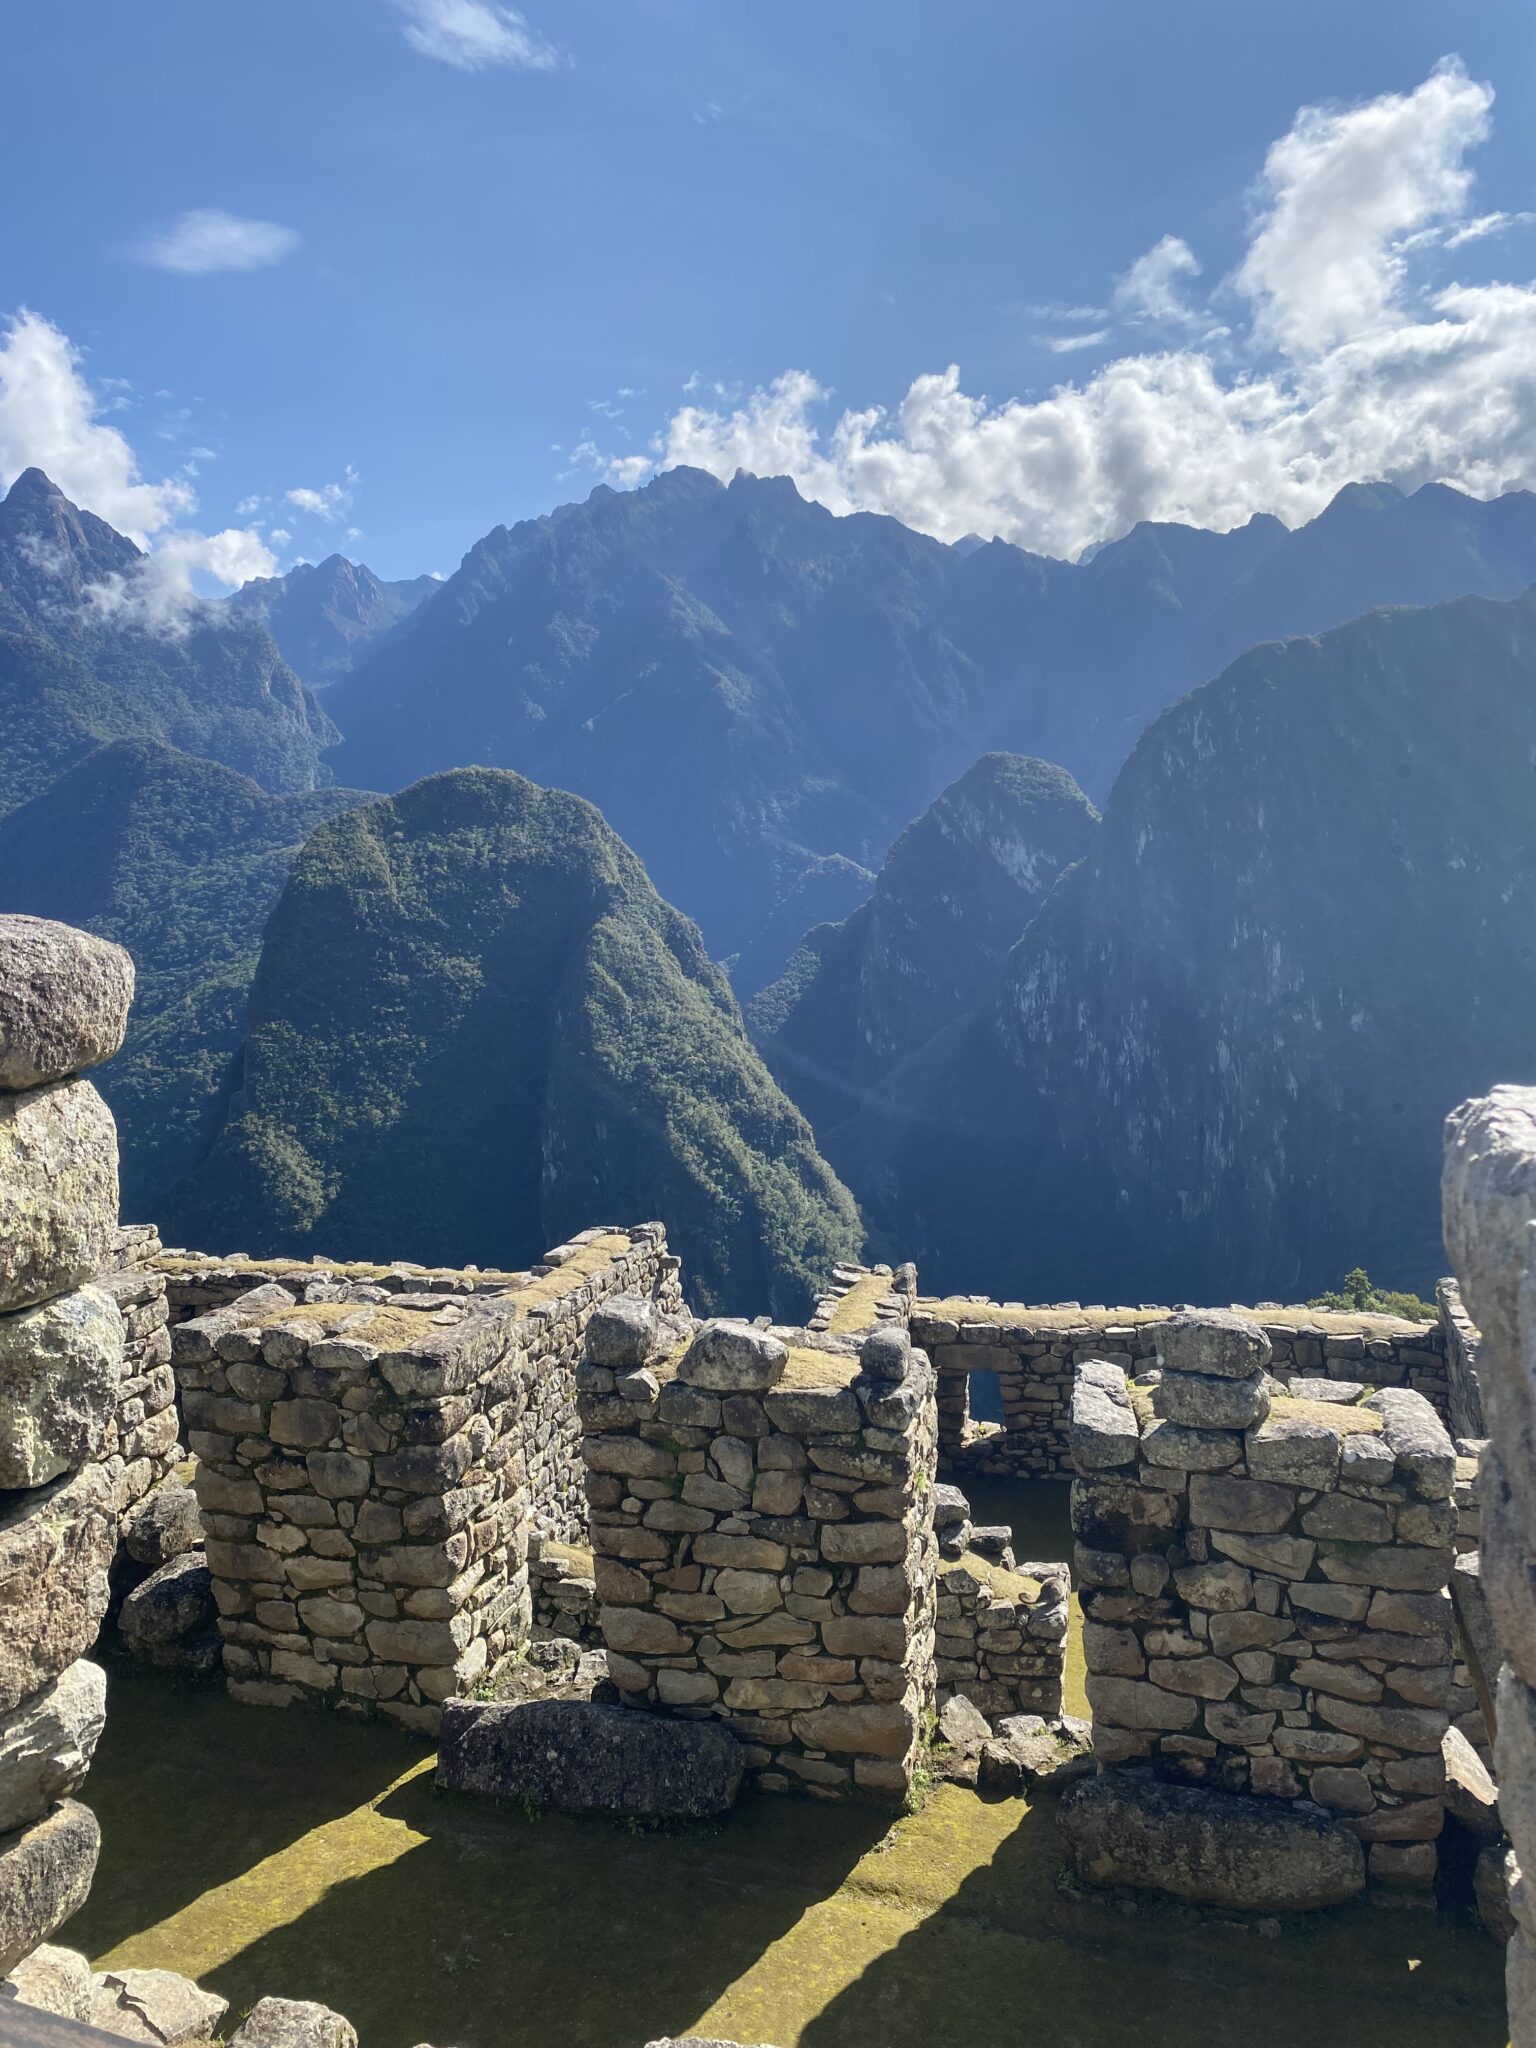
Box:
[799,1788,1508,2048]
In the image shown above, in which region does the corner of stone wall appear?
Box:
[1070,1309,1457,1895]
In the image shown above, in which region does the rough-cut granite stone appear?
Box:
[0,917,133,1092]
[228,1997,359,2048]
[4,1942,93,2020]
[584,1294,657,1369]
[0,1284,123,1489]
[1058,1773,1365,1909]
[1156,1310,1272,1380]
[90,1967,230,2045]
[0,1661,106,1834]
[436,1698,744,1817]
[0,1081,119,1314]
[119,1554,216,1664]
[122,1484,202,1571]
[0,1799,100,1976]
[675,1320,787,1393]
[0,1463,116,1714]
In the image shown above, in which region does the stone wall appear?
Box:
[914,1298,1449,1481]
[95,1227,180,1520]
[934,1552,1067,1721]
[578,1306,939,1803]
[1443,1087,1536,2043]
[1070,1310,1458,1893]
[1438,1277,1487,1442]
[0,917,134,1981]
[173,1225,680,1733]
[156,1250,535,1322]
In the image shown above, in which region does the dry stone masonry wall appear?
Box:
[95,1226,181,1520]
[174,1225,680,1732]
[577,1304,940,1803]
[1069,1308,1458,1895]
[1443,1086,1536,2045]
[0,915,134,1981]
[914,1298,1452,1481]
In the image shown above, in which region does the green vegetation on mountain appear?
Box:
[848,584,1536,1306]
[226,553,437,686]
[166,768,862,1315]
[752,754,1098,1141]
[0,740,368,1217]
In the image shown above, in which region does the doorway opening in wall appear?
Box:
[967,1368,1004,1429]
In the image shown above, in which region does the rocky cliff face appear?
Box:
[0,470,336,810]
[226,553,436,686]
[0,741,368,1220]
[164,767,861,1316]
[852,585,1536,1304]
[751,754,1098,1141]
[322,465,1536,956]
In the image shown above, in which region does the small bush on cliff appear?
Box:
[1309,1267,1436,1322]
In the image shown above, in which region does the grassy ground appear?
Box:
[69,1480,1505,2048]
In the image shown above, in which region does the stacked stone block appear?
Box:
[1070,1308,1458,1892]
[0,916,133,1978]
[934,1557,1068,1720]
[579,1309,938,1802]
[1439,1276,1487,1441]
[176,1225,677,1732]
[95,1227,180,1519]
[1443,1086,1536,2042]
[914,1300,1450,1480]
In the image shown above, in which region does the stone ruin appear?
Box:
[0,912,1526,2047]
[1062,1308,1459,1904]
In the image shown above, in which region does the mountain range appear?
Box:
[321,465,1536,963]
[835,582,1536,1304]
[226,552,437,686]
[0,468,335,810]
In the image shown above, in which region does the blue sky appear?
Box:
[5,2,1536,582]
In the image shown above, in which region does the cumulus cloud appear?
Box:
[286,470,358,521]
[0,308,274,618]
[1113,235,1202,325]
[392,0,559,71]
[134,209,301,276]
[595,60,1536,559]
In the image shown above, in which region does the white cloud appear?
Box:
[269,527,292,546]
[0,310,193,539]
[1238,58,1489,356]
[393,0,559,72]
[0,308,273,621]
[1445,208,1536,249]
[1113,235,1202,325]
[596,59,1536,560]
[1042,329,1111,355]
[134,209,301,276]
[285,469,358,522]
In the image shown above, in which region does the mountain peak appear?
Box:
[5,466,67,505]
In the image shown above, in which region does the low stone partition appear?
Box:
[578,1307,938,1802]
[157,1249,561,1321]
[174,1225,679,1732]
[1070,1310,1458,1893]
[935,1554,1068,1721]
[914,1298,1449,1480]
[1443,1087,1536,2043]
[530,1536,598,1645]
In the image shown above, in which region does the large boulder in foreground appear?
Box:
[1058,1772,1365,1910]
[0,1798,100,1976]
[0,1661,106,1835]
[0,1080,119,1314]
[0,917,133,1093]
[437,1698,744,1818]
[0,1283,123,1489]
[4,1941,93,2020]
[0,1464,116,1714]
